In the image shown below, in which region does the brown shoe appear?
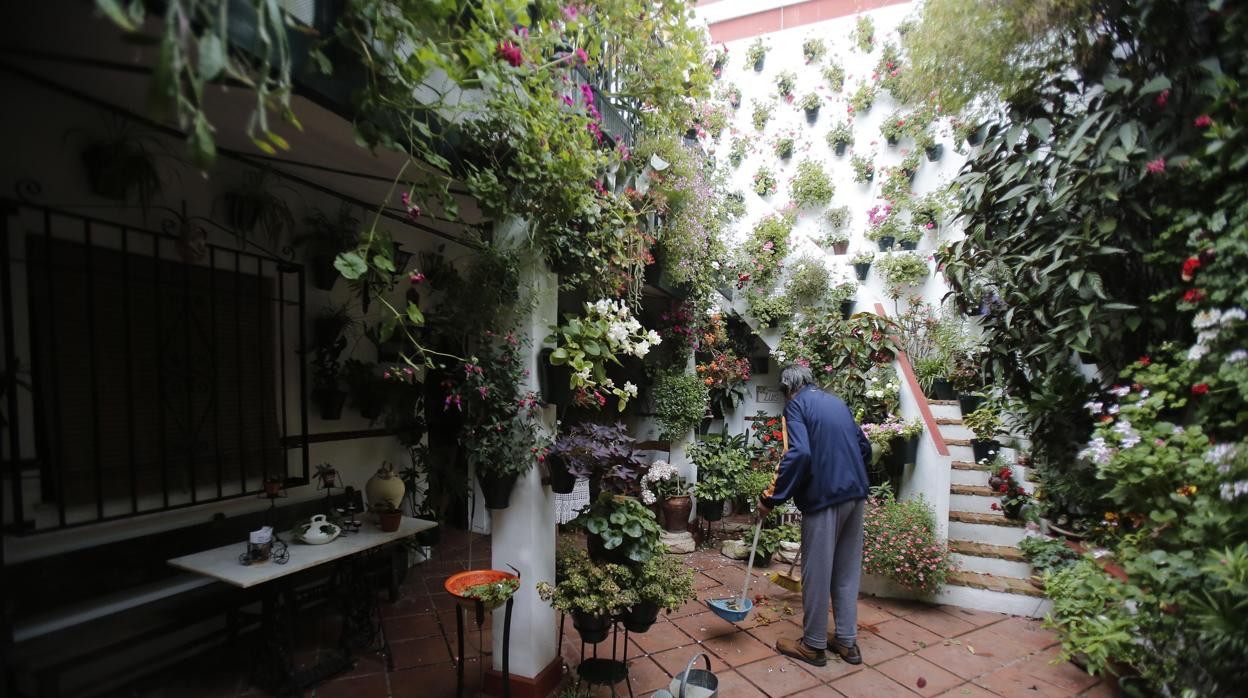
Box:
[776,637,827,667]
[831,640,862,665]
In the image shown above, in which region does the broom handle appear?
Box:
[739,518,763,609]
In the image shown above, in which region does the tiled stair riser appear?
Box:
[949,493,999,515]
[951,553,1033,578]
[934,584,1052,618]
[948,520,1029,548]
[935,422,974,441]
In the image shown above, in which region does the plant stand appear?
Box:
[453,595,514,698]
[559,613,635,698]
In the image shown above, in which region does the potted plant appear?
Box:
[710,44,728,78]
[621,553,697,633]
[826,121,854,155]
[848,82,876,115]
[219,169,296,245]
[899,152,922,181]
[801,37,826,63]
[799,92,821,123]
[949,352,985,412]
[867,208,899,250]
[548,422,645,502]
[828,280,858,319]
[862,486,956,594]
[537,549,635,644]
[851,251,874,281]
[755,520,800,568]
[373,501,403,532]
[745,38,767,72]
[772,136,794,161]
[825,204,851,233]
[964,404,1003,463]
[896,226,921,251]
[547,299,657,411]
[851,154,876,183]
[311,307,351,420]
[911,193,943,233]
[295,204,360,291]
[727,138,748,168]
[641,461,692,532]
[746,292,791,329]
[689,435,749,522]
[774,70,797,100]
[341,359,390,421]
[751,101,773,132]
[262,475,285,498]
[876,251,929,299]
[822,63,845,92]
[823,229,851,255]
[915,129,943,161]
[752,166,778,197]
[79,124,164,213]
[653,370,709,442]
[449,573,521,612]
[987,461,1030,519]
[851,14,875,52]
[724,83,742,109]
[915,356,956,400]
[314,462,339,489]
[578,492,664,564]
[880,112,908,146]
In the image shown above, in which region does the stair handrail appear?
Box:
[874,303,950,457]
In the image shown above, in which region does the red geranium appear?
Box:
[1184,288,1206,303]
[1192,383,1209,395]
[1182,256,1201,281]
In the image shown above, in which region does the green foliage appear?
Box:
[752,166,778,197]
[462,578,520,608]
[862,486,956,593]
[689,434,751,502]
[875,42,904,94]
[899,0,1094,113]
[798,92,821,112]
[548,299,658,411]
[825,205,851,230]
[775,70,797,97]
[746,292,792,329]
[1019,535,1079,576]
[651,138,731,299]
[578,493,664,563]
[536,548,635,614]
[723,191,746,220]
[826,121,854,150]
[850,250,875,266]
[785,255,831,311]
[757,520,800,558]
[962,404,1001,442]
[850,154,875,183]
[452,330,547,478]
[848,82,876,114]
[633,553,698,611]
[879,111,910,143]
[822,63,846,92]
[789,160,834,208]
[727,138,748,168]
[802,37,826,63]
[776,314,897,418]
[851,15,875,53]
[652,370,709,441]
[745,38,767,67]
[751,100,773,131]
[827,280,858,303]
[742,211,794,289]
[772,136,794,159]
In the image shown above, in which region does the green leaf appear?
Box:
[379,315,399,343]
[96,0,143,31]
[602,532,623,549]
[1098,218,1118,234]
[373,253,395,273]
[609,511,626,525]
[334,251,368,280]
[1118,123,1138,151]
[549,348,569,365]
[585,518,605,534]
[406,301,425,327]
[1103,76,1132,93]
[622,522,642,538]
[1138,75,1171,96]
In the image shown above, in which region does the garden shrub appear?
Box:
[652,369,709,441]
[862,486,956,594]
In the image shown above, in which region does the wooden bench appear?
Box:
[2,488,407,697]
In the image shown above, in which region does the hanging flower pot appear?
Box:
[853,262,871,281]
[971,439,1001,463]
[477,471,520,509]
[308,254,341,291]
[753,56,765,72]
[313,387,347,420]
[620,602,661,633]
[927,379,956,401]
[839,301,854,320]
[925,144,944,161]
[886,135,899,146]
[546,453,577,495]
[804,107,819,124]
[875,236,895,252]
[699,499,725,522]
[832,241,849,255]
[966,125,988,146]
[958,393,985,415]
[898,239,918,251]
[572,611,612,644]
[661,495,692,532]
[833,142,849,156]
[902,435,921,465]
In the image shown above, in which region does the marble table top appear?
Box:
[167,516,435,589]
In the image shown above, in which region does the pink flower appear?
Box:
[575,48,589,64]
[409,272,426,285]
[496,41,523,67]
[1154,88,1169,107]
[1194,114,1213,128]
[562,5,579,21]
[1146,157,1166,173]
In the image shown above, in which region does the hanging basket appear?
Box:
[927,379,956,401]
[971,439,1001,463]
[875,236,895,252]
[619,602,660,634]
[477,470,520,509]
[313,388,347,420]
[853,262,871,281]
[572,611,612,644]
[546,454,577,494]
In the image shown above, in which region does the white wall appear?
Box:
[703,2,967,511]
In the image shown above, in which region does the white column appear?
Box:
[488,220,558,680]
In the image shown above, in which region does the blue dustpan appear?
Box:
[706,518,763,623]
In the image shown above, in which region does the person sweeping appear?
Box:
[756,364,872,667]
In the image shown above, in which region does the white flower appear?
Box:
[640,489,656,505]
[607,321,630,345]
[1221,308,1246,325]
[1109,385,1130,398]
[647,330,662,345]
[1079,436,1115,466]
[626,317,642,333]
[1197,329,1221,344]
[1230,349,1248,363]
[1084,400,1104,415]
[711,261,721,270]
[1204,443,1237,468]
[1107,404,1120,415]
[623,381,638,398]
[632,341,650,358]
[1193,309,1222,329]
[1187,344,1210,361]
[575,367,592,382]
[1220,480,1248,502]
[1113,420,1140,448]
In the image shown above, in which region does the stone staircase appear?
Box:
[928,400,1052,618]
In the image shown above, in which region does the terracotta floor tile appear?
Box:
[632,620,694,655]
[903,607,978,638]
[383,592,437,617]
[875,654,965,697]
[957,627,1034,665]
[979,617,1060,653]
[672,611,739,642]
[624,656,674,695]
[862,596,931,618]
[973,665,1070,698]
[736,655,822,697]
[391,634,453,669]
[1078,680,1126,697]
[338,652,388,680]
[933,682,1002,697]
[650,645,730,677]
[311,672,388,698]
[747,617,804,647]
[796,652,866,683]
[855,599,899,628]
[1015,647,1098,694]
[935,605,1008,629]
[832,666,920,696]
[702,630,776,667]
[787,688,849,698]
[702,563,750,585]
[712,669,771,697]
[855,630,908,666]
[384,612,443,642]
[667,598,709,619]
[693,573,725,591]
[872,618,945,652]
[916,640,1005,680]
[390,659,481,698]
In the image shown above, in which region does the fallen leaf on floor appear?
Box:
[967,644,975,654]
[859,623,880,634]
[917,677,927,688]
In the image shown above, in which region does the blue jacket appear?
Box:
[761,385,871,514]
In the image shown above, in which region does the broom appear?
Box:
[769,549,801,592]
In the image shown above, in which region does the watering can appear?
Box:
[652,652,718,698]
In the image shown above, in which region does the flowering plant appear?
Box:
[788,159,834,208]
[848,82,876,114]
[802,37,826,63]
[987,460,1029,518]
[822,63,846,92]
[850,153,876,182]
[772,136,795,159]
[874,42,902,93]
[697,349,751,413]
[851,15,875,52]
[751,101,773,131]
[752,166,778,196]
[640,460,689,504]
[862,486,956,594]
[798,92,821,112]
[850,250,875,265]
[450,330,548,478]
[826,121,854,150]
[749,413,786,464]
[709,44,728,77]
[880,111,909,143]
[724,83,742,109]
[745,38,767,68]
[739,211,793,290]
[875,251,929,298]
[549,422,645,496]
[825,205,851,230]
[911,192,943,231]
[727,137,748,168]
[775,70,797,98]
[547,299,658,411]
[861,415,923,451]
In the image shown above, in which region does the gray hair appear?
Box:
[780,364,814,397]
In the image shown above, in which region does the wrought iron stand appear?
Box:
[561,614,634,698]
[454,596,514,698]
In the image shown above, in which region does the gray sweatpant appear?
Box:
[799,498,865,649]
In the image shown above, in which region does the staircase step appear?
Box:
[952,460,987,471]
[929,399,959,406]
[947,571,1045,598]
[951,460,1039,484]
[935,417,963,425]
[951,484,995,497]
[949,511,1025,528]
[948,541,1026,562]
[945,438,972,447]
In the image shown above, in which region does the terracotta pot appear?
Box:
[661,495,693,532]
[378,511,402,532]
[832,241,849,255]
